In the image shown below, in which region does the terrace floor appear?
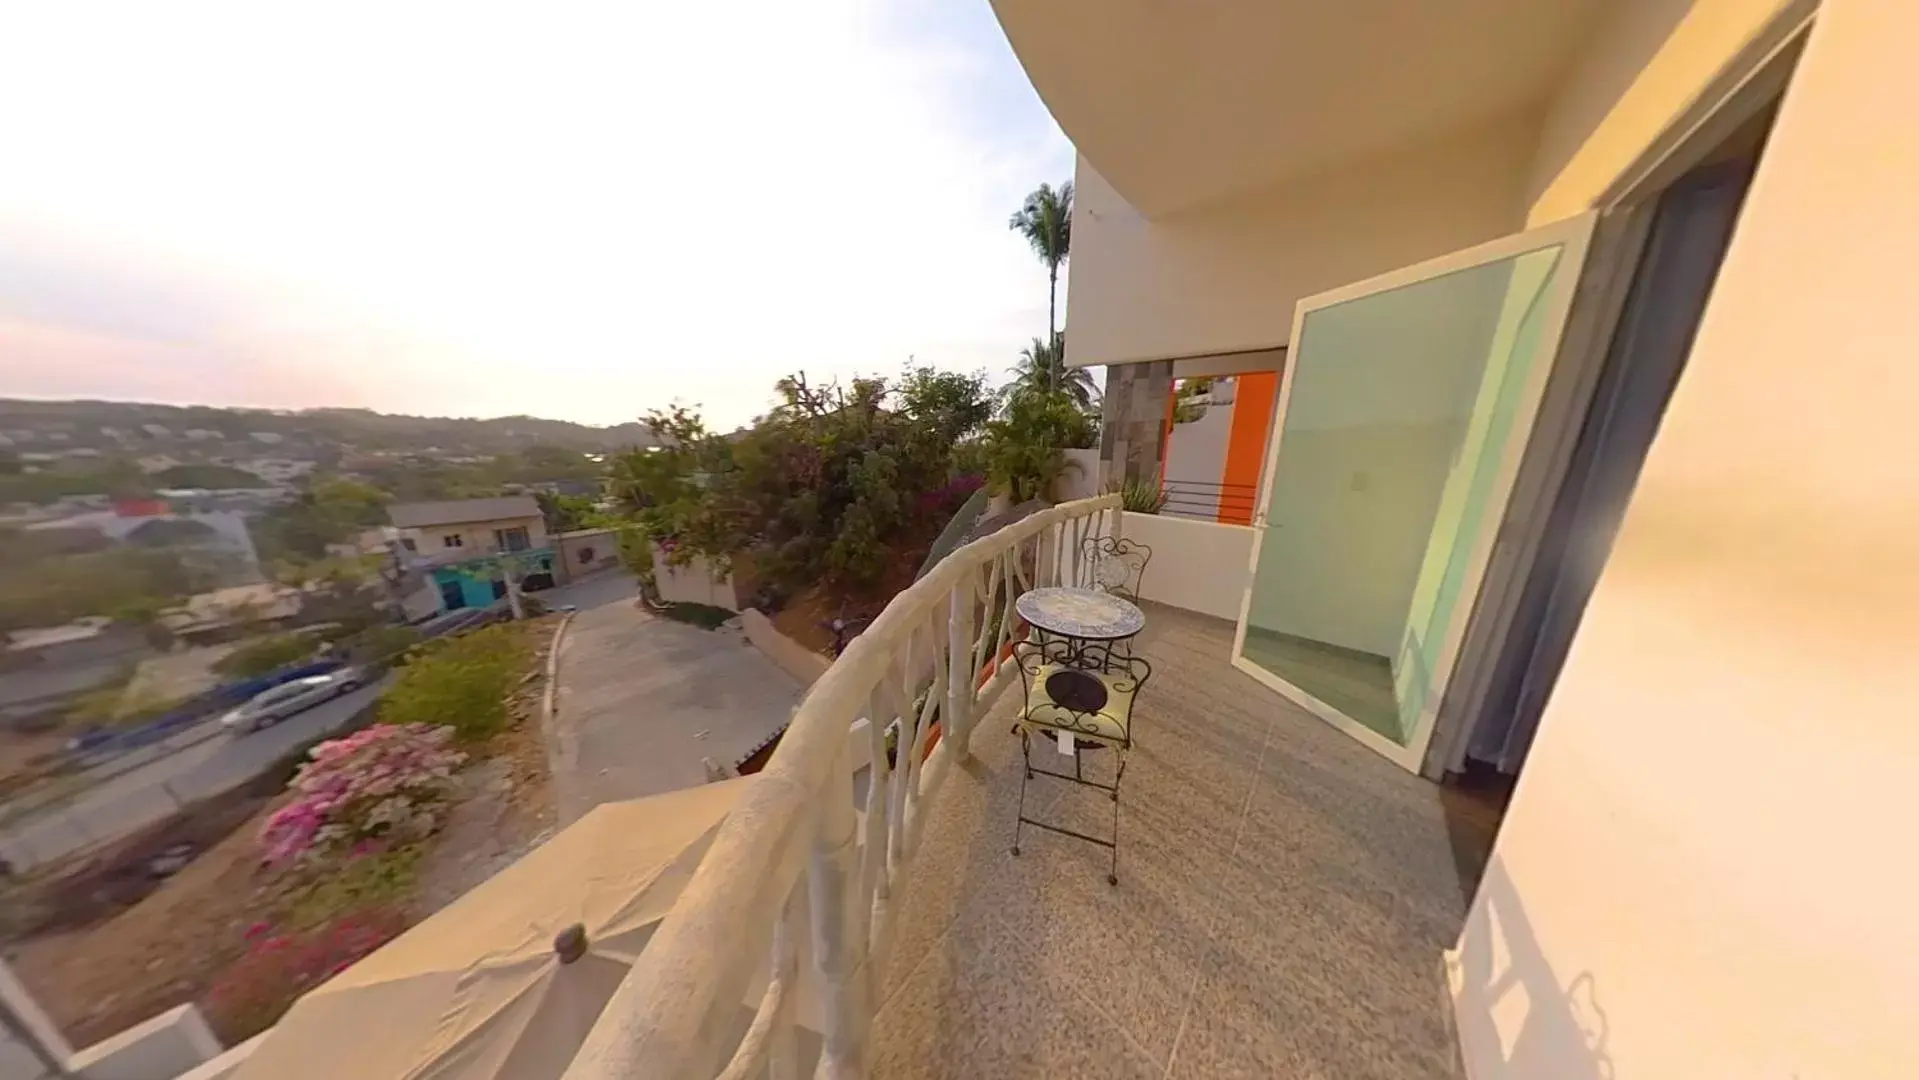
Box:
[868,603,1500,1078]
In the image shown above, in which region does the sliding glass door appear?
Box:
[1232,215,1595,770]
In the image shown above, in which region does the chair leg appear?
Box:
[1012,730,1030,857]
[1108,748,1125,886]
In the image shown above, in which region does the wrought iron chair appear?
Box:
[1079,536,1152,601]
[1009,637,1152,885]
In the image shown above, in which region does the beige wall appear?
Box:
[1524,0,1799,225]
[1066,115,1537,368]
[1450,4,1919,1077]
[556,529,620,582]
[1108,512,1253,623]
[405,515,547,555]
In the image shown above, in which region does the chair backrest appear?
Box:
[1012,639,1154,728]
[1079,536,1152,600]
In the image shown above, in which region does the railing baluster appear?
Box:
[946,580,977,757]
[858,686,890,928]
[884,647,912,877]
[561,496,1120,1080]
[809,738,867,1080]
[900,636,944,856]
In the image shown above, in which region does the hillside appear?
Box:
[0,400,655,458]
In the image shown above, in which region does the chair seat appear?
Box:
[1017,663,1138,747]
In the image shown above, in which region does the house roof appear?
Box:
[390,496,541,529]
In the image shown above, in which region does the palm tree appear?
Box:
[1004,336,1097,411]
[1008,181,1073,342]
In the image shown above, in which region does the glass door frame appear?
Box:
[1230,212,1599,772]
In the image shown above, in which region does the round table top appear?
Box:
[1016,587,1145,641]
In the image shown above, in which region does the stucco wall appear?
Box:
[1109,512,1253,623]
[1450,5,1919,1076]
[406,516,547,554]
[652,547,740,612]
[1066,115,1538,368]
[1523,0,1799,225]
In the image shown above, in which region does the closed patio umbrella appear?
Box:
[233,777,758,1080]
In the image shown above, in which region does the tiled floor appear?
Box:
[868,604,1498,1079]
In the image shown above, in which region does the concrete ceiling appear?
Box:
[993,0,1606,216]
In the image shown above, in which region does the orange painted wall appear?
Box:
[1218,372,1278,524]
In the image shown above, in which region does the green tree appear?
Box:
[982,390,1097,503]
[1003,336,1096,412]
[1008,180,1074,343]
[896,366,994,447]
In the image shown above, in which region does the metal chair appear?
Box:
[1079,536,1152,601]
[1009,637,1152,885]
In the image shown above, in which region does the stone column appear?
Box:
[1097,360,1174,486]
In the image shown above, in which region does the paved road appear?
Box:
[547,574,803,822]
[0,680,388,871]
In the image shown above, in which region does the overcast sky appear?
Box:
[0,1,1074,430]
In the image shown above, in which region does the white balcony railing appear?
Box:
[562,494,1122,1079]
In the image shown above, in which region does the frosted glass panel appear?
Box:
[1240,246,1565,745]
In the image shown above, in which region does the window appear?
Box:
[495,526,531,552]
[400,537,418,552]
[443,533,464,549]
[577,546,595,564]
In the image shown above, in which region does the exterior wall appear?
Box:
[556,528,621,582]
[1067,115,1538,368]
[402,515,547,555]
[652,547,740,612]
[1523,0,1799,225]
[1110,512,1253,622]
[1450,6,1919,1077]
[1052,449,1101,503]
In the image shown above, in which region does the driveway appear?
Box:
[548,575,804,822]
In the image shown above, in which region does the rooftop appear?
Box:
[388,495,541,529]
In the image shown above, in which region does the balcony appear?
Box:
[864,599,1494,1077]
[561,496,1498,1078]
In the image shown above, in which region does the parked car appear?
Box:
[219,668,364,735]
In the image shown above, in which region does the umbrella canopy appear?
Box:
[234,777,757,1080]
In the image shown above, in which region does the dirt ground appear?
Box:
[4,617,562,1050]
[768,532,936,658]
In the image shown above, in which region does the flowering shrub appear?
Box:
[205,909,409,1041]
[915,473,985,517]
[258,724,464,867]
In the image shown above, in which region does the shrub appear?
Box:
[214,633,316,679]
[342,624,423,667]
[257,724,464,868]
[1111,474,1169,514]
[205,909,409,1041]
[376,623,528,742]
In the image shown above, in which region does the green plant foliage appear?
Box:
[659,602,736,630]
[341,624,424,667]
[213,633,318,679]
[609,368,995,591]
[377,624,530,743]
[1002,335,1097,413]
[1111,474,1169,514]
[983,390,1097,503]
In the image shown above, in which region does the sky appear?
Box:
[0,1,1075,430]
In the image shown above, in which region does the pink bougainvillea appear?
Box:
[257,724,464,867]
[206,909,410,1039]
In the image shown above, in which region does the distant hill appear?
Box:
[0,400,656,457]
